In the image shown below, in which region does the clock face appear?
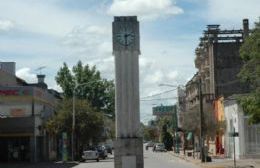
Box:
[116,27,135,46]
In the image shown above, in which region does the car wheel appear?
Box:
[80,159,86,162]
[97,158,99,162]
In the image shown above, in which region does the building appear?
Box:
[0,62,61,162]
[176,86,185,129]
[224,97,260,159]
[212,97,225,155]
[177,19,251,155]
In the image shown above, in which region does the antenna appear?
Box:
[35,66,46,75]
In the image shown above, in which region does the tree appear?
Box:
[47,61,115,160]
[157,116,173,150]
[160,124,173,151]
[55,61,115,117]
[45,98,104,159]
[143,126,158,142]
[238,19,260,124]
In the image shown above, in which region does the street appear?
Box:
[0,147,199,168]
[73,148,199,168]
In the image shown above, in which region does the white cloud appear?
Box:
[107,0,183,20]
[144,70,164,84]
[0,0,92,37]
[207,0,260,28]
[0,20,14,32]
[62,25,111,53]
[49,83,62,92]
[167,70,178,80]
[16,67,37,83]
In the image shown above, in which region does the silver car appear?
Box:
[81,150,99,162]
[154,143,167,152]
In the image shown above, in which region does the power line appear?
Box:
[141,88,177,99]
[141,97,178,101]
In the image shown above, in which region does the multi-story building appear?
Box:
[0,62,61,162]
[177,19,251,155]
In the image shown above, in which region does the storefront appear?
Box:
[0,136,30,162]
[0,86,60,162]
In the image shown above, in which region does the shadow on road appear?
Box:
[0,162,78,168]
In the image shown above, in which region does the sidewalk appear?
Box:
[169,151,260,168]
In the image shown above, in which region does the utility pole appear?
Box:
[233,127,237,168]
[72,81,98,161]
[174,109,179,154]
[199,78,205,162]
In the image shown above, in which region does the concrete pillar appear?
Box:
[113,16,143,168]
[30,136,37,162]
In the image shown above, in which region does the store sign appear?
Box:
[10,108,26,117]
[0,89,31,96]
[153,105,176,116]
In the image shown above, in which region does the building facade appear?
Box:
[0,62,61,162]
[177,19,251,155]
[224,98,260,159]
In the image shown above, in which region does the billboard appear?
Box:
[152,105,176,116]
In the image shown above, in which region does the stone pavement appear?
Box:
[169,151,260,168]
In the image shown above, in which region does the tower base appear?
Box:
[114,138,143,168]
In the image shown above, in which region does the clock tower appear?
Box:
[112,16,143,168]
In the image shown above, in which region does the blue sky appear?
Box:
[0,0,259,124]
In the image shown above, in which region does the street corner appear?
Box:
[168,151,201,165]
[199,163,257,168]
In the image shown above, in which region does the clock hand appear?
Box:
[124,34,128,46]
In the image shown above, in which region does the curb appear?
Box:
[168,152,225,168]
[168,152,257,168]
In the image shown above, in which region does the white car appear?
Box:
[154,143,167,152]
[81,150,99,162]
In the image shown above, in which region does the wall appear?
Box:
[213,43,249,97]
[0,70,17,86]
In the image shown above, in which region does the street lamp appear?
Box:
[159,83,181,154]
[71,80,100,161]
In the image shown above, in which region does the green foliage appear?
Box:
[157,116,172,131]
[55,61,115,117]
[143,126,158,142]
[239,91,260,124]
[238,19,260,124]
[45,99,104,144]
[156,116,173,150]
[160,125,173,151]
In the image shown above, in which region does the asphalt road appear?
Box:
[0,147,199,168]
[73,147,199,168]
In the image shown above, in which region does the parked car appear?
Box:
[103,144,112,154]
[81,150,99,162]
[146,141,154,147]
[153,143,167,152]
[96,145,108,159]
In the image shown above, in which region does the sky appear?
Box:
[0,0,259,124]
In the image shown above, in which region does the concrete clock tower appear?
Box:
[112,16,143,168]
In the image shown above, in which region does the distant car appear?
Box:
[145,141,155,150]
[146,141,154,147]
[96,145,108,159]
[154,143,167,152]
[103,144,112,154]
[81,150,99,162]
